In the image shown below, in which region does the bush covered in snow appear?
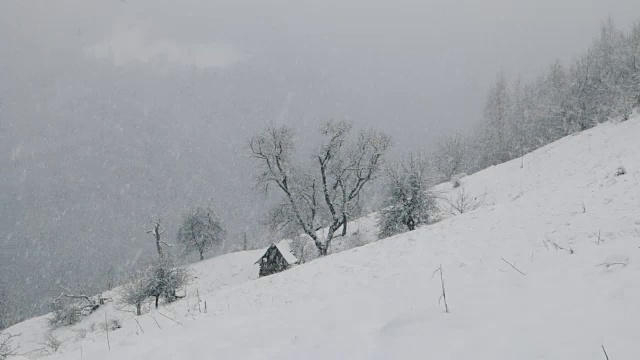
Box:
[47,290,101,329]
[100,318,122,332]
[48,300,84,329]
[118,270,150,316]
[119,256,190,315]
[378,154,438,239]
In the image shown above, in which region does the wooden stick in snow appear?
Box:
[432,265,449,313]
[597,262,627,268]
[197,289,202,314]
[594,230,603,245]
[135,319,145,334]
[601,345,610,360]
[501,257,526,276]
[151,315,162,330]
[104,312,110,351]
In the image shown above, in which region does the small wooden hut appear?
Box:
[256,240,299,277]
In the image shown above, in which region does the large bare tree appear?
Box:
[250,121,390,255]
[177,207,225,261]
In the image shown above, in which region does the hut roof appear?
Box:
[255,240,299,265]
[275,240,298,265]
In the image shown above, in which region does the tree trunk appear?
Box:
[316,226,337,256]
[199,251,204,261]
[407,218,415,231]
[136,303,141,316]
[152,222,163,258]
[341,214,348,236]
[317,243,329,256]
[156,240,163,258]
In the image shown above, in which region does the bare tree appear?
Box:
[432,133,468,182]
[251,126,319,244]
[250,121,391,256]
[146,219,174,258]
[177,207,225,261]
[146,220,166,257]
[319,123,391,238]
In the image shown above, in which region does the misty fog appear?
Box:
[1,0,639,321]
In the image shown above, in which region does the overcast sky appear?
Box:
[4,0,640,141]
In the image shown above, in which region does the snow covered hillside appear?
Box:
[6,116,640,359]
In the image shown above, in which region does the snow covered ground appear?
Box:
[6,116,640,359]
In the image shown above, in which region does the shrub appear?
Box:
[48,300,84,329]
[378,154,437,239]
[74,329,87,342]
[100,319,122,332]
[119,256,190,313]
[42,331,61,354]
[47,290,100,329]
[441,186,483,216]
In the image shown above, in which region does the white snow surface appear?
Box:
[5,117,640,359]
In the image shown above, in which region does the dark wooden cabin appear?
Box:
[256,240,299,277]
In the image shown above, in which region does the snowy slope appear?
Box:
[7,116,640,359]
[3,249,265,358]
